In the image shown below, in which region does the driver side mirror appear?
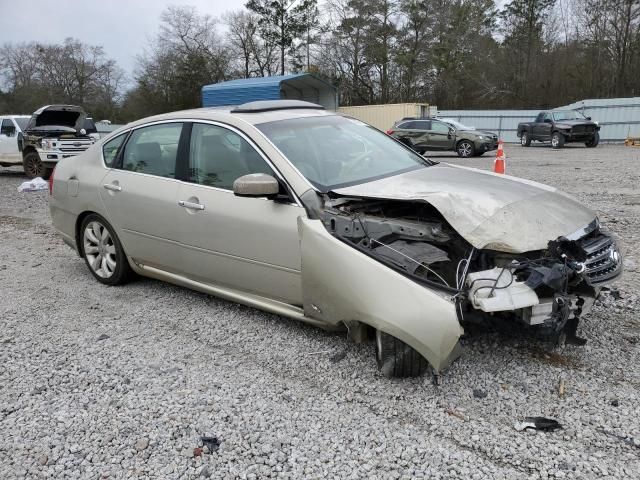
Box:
[233,173,280,198]
[448,127,454,139]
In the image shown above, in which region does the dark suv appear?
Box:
[387,118,498,158]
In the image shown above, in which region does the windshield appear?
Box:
[439,118,473,130]
[14,118,29,131]
[553,110,586,121]
[257,115,431,191]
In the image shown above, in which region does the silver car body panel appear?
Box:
[299,218,463,372]
[333,163,596,253]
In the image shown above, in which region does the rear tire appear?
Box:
[23,151,50,179]
[551,132,565,149]
[585,132,599,148]
[376,330,429,377]
[80,214,132,286]
[520,132,531,147]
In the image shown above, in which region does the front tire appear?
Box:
[376,330,429,377]
[520,132,531,147]
[456,140,475,158]
[551,132,565,149]
[23,151,51,179]
[585,132,599,148]
[80,214,132,285]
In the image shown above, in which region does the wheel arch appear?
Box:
[298,217,464,373]
[21,145,37,159]
[75,211,97,258]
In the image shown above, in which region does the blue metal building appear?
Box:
[201,74,338,110]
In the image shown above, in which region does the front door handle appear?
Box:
[178,200,205,211]
[103,183,122,192]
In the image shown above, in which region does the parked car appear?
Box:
[49,100,623,378]
[19,105,97,179]
[386,117,498,158]
[517,110,600,149]
[0,115,30,167]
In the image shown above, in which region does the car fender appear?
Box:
[298,217,463,373]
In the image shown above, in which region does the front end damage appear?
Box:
[301,194,623,373]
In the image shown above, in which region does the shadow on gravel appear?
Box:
[460,325,582,368]
[0,170,27,178]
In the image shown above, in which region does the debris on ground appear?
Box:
[17,177,48,192]
[473,388,488,399]
[514,417,563,432]
[558,378,566,397]
[201,436,220,453]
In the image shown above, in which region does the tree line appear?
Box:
[1,0,639,123]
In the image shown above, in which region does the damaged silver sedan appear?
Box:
[49,100,623,378]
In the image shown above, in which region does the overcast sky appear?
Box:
[0,0,234,80]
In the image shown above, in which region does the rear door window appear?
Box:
[431,121,449,134]
[414,120,431,130]
[121,123,183,178]
[397,121,416,129]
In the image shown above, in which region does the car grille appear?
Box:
[579,232,622,285]
[572,125,595,134]
[59,139,93,153]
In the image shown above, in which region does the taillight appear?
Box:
[49,167,55,195]
[386,129,394,135]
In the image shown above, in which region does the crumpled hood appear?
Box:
[332,163,596,253]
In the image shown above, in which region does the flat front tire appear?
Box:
[80,214,132,285]
[376,330,429,377]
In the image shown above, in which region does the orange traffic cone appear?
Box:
[494,140,505,174]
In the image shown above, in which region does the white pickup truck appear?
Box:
[0,115,30,166]
[1,105,98,179]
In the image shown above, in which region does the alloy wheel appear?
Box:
[458,142,472,157]
[25,154,45,178]
[551,135,559,148]
[83,221,117,278]
[521,134,527,146]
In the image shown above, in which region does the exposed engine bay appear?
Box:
[320,196,623,343]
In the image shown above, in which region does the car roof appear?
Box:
[124,101,338,131]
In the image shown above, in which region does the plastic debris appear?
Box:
[17,177,48,192]
[201,436,220,453]
[514,417,563,432]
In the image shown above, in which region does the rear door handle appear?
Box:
[103,183,122,192]
[178,200,205,210]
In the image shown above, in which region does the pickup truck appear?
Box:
[517,110,600,149]
[0,115,31,166]
[18,105,97,179]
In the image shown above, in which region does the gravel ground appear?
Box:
[1,144,639,479]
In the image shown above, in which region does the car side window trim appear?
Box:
[103,117,302,207]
